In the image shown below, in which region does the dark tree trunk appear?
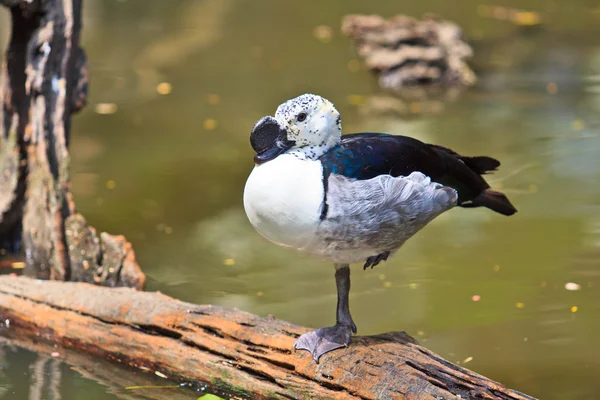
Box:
[0,0,144,289]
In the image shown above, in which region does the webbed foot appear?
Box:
[364,251,390,270]
[294,323,356,363]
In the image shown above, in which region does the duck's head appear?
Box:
[250,94,341,164]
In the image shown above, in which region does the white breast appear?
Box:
[243,154,324,250]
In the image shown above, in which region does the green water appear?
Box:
[1,0,600,398]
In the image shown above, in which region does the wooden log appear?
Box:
[341,14,476,90]
[0,0,144,288]
[0,276,536,400]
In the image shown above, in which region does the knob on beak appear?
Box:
[250,116,295,164]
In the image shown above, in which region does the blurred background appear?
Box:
[1,0,600,399]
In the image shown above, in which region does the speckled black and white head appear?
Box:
[250,94,342,164]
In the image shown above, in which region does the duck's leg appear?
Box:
[294,264,357,362]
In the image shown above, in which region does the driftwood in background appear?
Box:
[0,0,144,288]
[342,14,476,90]
[0,276,536,400]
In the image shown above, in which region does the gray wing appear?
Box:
[317,172,458,254]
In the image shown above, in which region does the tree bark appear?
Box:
[0,0,144,288]
[0,276,536,400]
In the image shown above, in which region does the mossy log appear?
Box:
[0,0,144,288]
[0,276,536,400]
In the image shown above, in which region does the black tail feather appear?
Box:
[429,144,500,174]
[462,156,500,175]
[469,189,517,216]
[427,144,515,215]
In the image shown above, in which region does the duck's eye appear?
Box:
[297,112,307,122]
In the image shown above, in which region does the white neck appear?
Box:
[290,130,341,160]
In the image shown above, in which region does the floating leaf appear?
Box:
[347,59,361,72]
[565,282,581,291]
[198,394,225,400]
[203,119,217,130]
[571,119,585,131]
[156,82,172,95]
[95,103,118,114]
[208,94,221,105]
[313,25,333,43]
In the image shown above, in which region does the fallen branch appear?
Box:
[0,276,536,400]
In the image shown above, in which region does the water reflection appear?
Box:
[29,356,62,400]
[0,337,206,400]
[2,0,600,399]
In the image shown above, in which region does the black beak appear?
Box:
[250,116,295,164]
